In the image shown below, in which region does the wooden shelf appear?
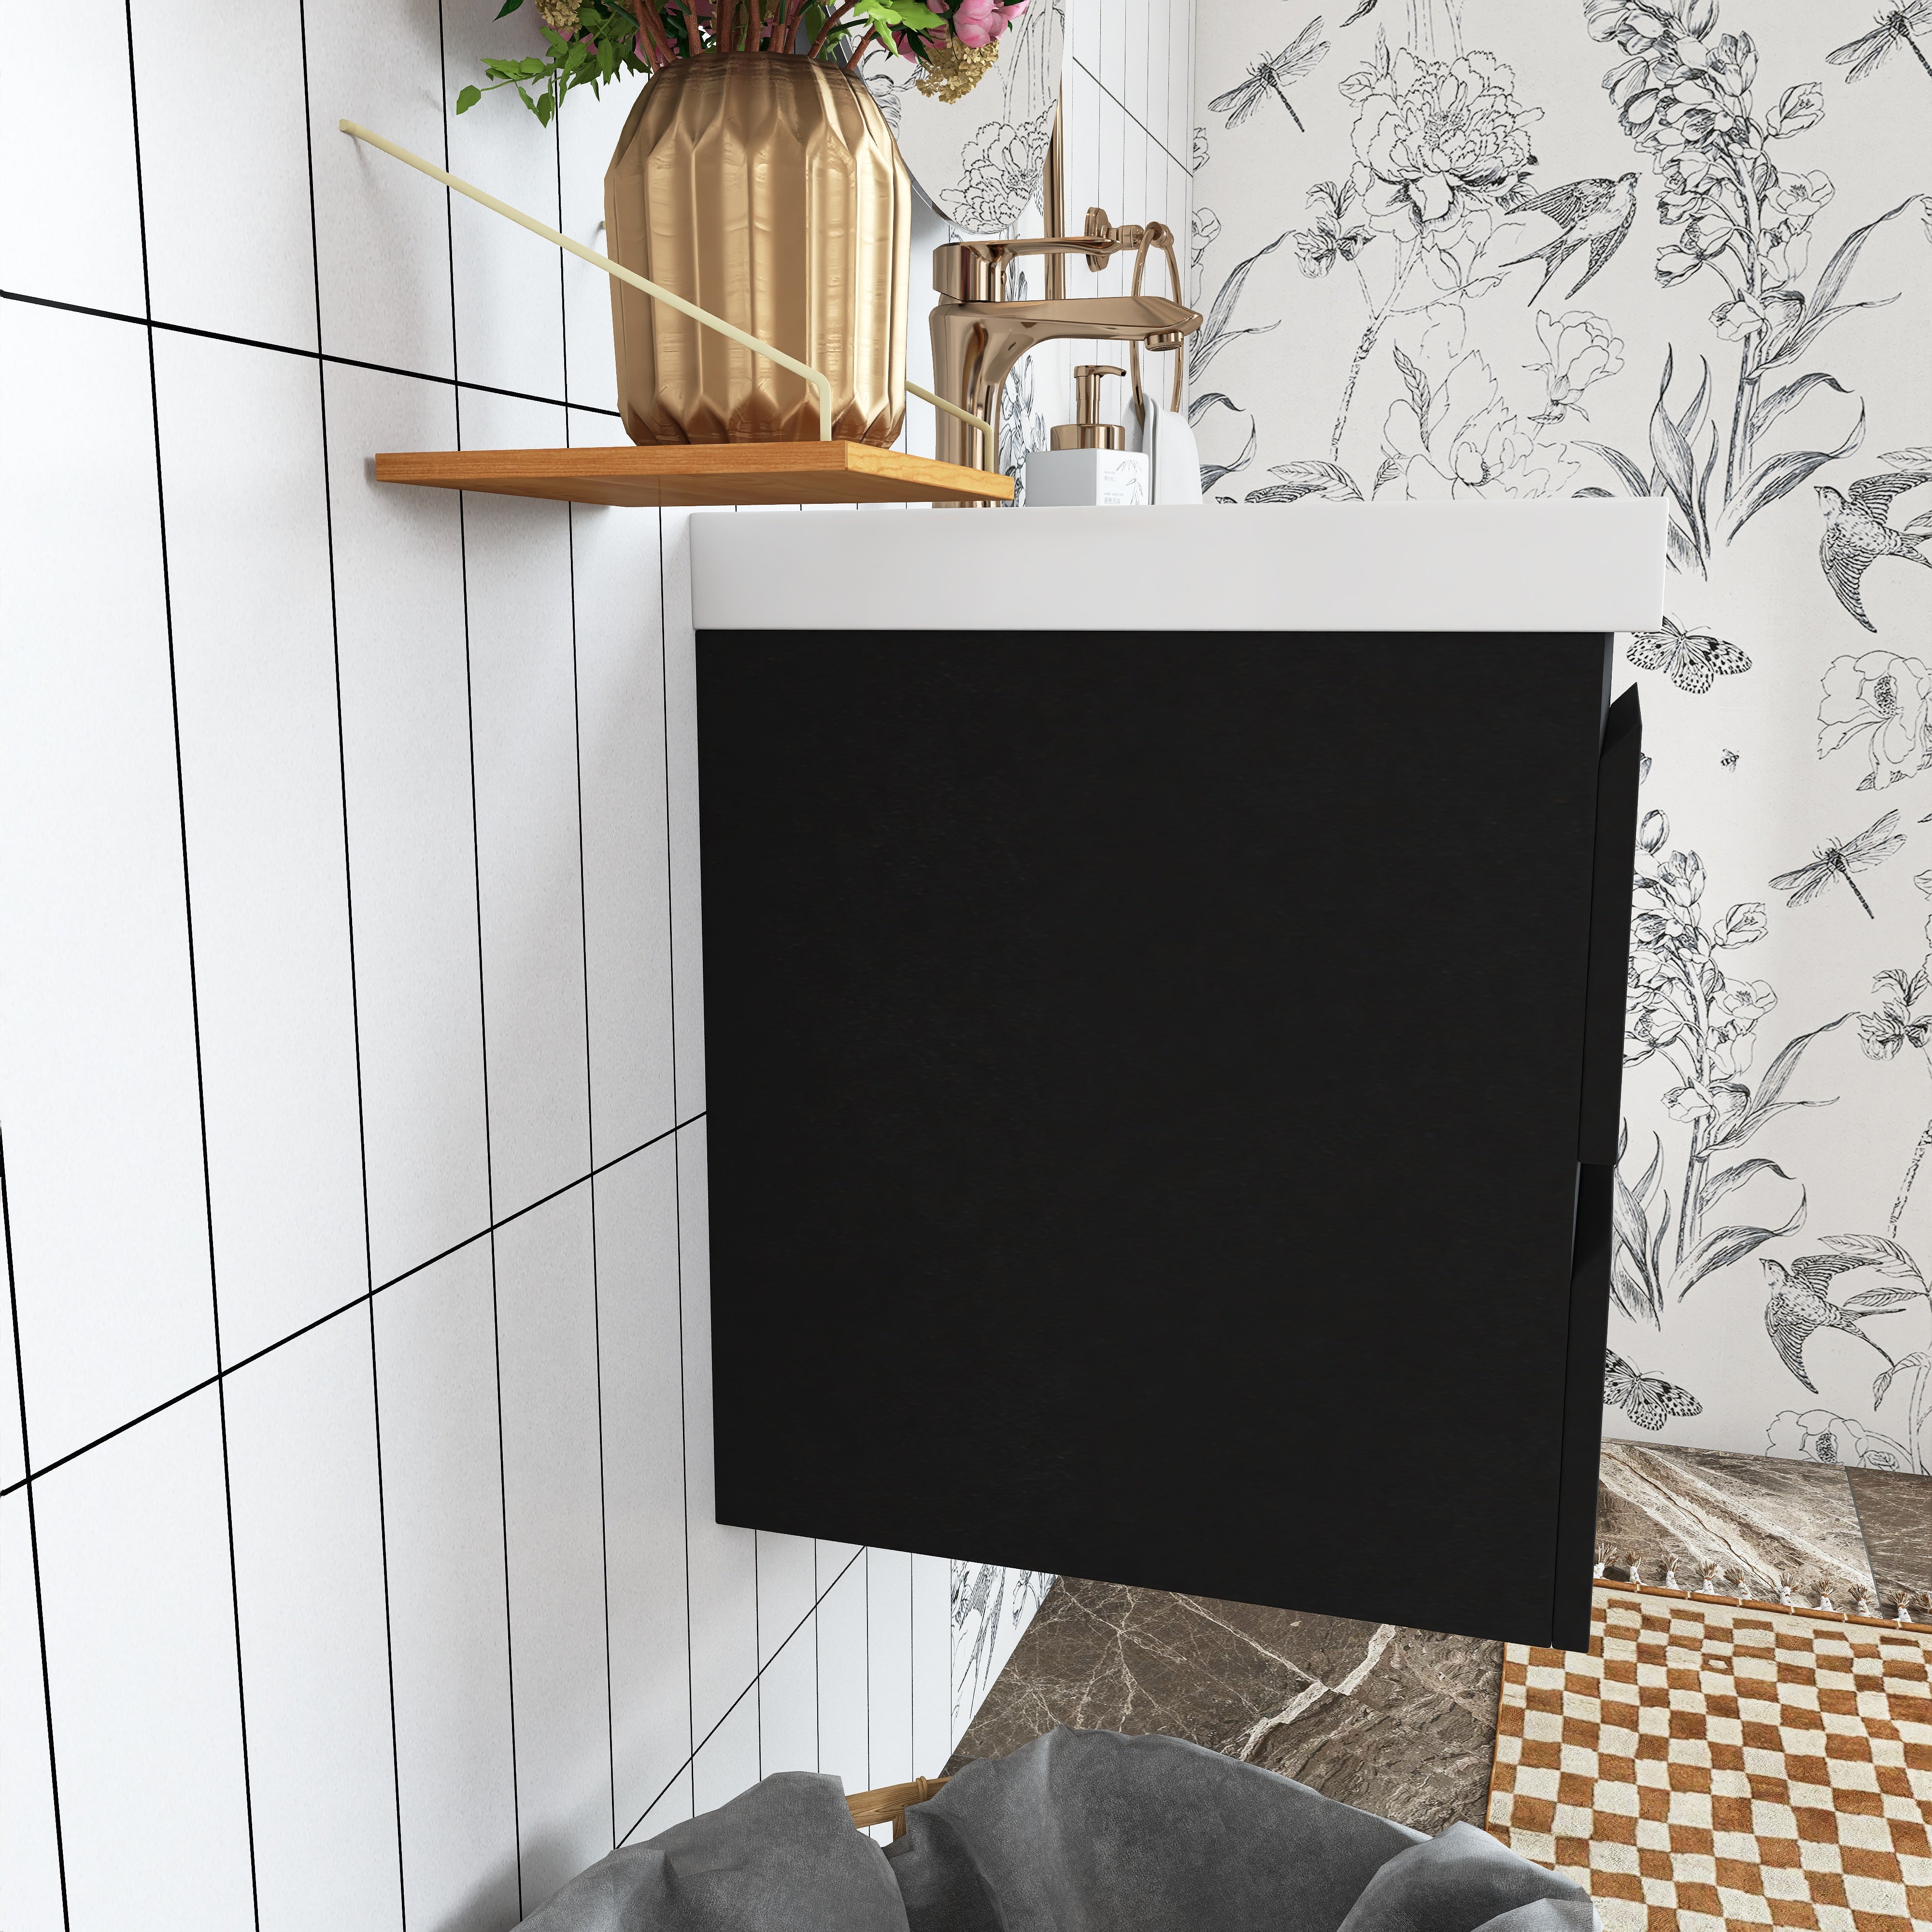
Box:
[372,440,1013,509]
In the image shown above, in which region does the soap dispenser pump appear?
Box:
[1051,364,1126,450]
[1023,364,1150,507]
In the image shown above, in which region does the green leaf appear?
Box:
[496,0,525,14]
[1820,1232,1925,1281]
[1841,1286,1922,1312]
[1762,197,1917,370]
[1720,405,1865,544]
[1671,1194,1807,1298]
[456,83,483,112]
[1577,440,1651,499]
[1392,344,1433,438]
[1648,349,1704,554]
[1710,1013,1853,1148]
[1700,1157,1795,1215]
[1751,370,1851,441]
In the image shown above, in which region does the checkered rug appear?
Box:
[1484,1581,1932,1931]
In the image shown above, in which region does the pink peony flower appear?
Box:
[951,0,1027,48]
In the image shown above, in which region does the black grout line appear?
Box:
[0,1117,704,1504]
[559,187,623,1843]
[2,1126,72,1931]
[123,5,263,1912]
[297,2,411,1918]
[1070,55,1193,179]
[0,289,623,419]
[618,1542,868,1848]
[657,497,701,1816]
[444,37,527,1913]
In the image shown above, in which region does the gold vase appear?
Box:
[604,53,910,446]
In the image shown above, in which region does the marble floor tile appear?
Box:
[949,1577,1501,1835]
[1596,1439,1875,1603]
[950,1443,1887,1842]
[1847,1466,1932,1610]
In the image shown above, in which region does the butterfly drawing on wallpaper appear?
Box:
[1625,617,1751,695]
[1604,1349,1703,1432]
[1208,17,1330,132]
[1769,810,1907,919]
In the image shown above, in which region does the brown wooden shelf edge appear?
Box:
[372,440,1015,509]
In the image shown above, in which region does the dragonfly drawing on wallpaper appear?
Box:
[1209,18,1330,133]
[1615,820,1849,1323]
[1828,5,1932,94]
[1769,810,1908,920]
[1575,0,1929,576]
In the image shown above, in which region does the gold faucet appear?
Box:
[928,210,1202,476]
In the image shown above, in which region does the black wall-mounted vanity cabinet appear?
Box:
[691,501,1663,1652]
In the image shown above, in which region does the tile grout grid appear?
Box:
[0,2,1192,1924]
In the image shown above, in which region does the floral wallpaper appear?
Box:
[859,0,1066,235]
[1191,0,1932,1471]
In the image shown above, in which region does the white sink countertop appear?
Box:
[690,499,1666,634]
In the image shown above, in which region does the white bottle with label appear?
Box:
[1022,364,1150,507]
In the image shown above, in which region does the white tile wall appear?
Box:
[226,1315,402,1932]
[0,1,1190,1921]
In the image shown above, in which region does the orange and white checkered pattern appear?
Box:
[1485,1582,1932,1932]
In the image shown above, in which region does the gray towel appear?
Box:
[1335,1823,1597,1932]
[886,1726,1429,1932]
[513,1770,909,1932]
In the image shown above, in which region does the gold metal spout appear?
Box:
[927,209,1201,479]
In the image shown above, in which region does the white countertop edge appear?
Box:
[690,499,1666,633]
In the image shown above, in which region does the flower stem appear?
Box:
[1892,1119,1932,1238]
[1330,248,1415,461]
[1676,1128,1704,1270]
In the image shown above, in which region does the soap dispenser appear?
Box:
[1022,365,1151,507]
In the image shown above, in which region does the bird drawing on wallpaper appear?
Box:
[1624,615,1750,694]
[1499,174,1638,301]
[1816,473,1932,631]
[1762,1255,1897,1392]
[1208,17,1330,131]
[1769,809,1907,918]
[1603,1349,1702,1431]
[1829,4,1932,90]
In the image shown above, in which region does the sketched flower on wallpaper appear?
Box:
[1614,825,1838,1322]
[858,0,1063,234]
[1378,349,1576,497]
[1818,648,1932,787]
[1574,0,1929,577]
[1767,1405,1913,1470]
[1292,179,1375,278]
[1854,965,1932,1236]
[1194,0,1932,1459]
[1529,308,1627,423]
